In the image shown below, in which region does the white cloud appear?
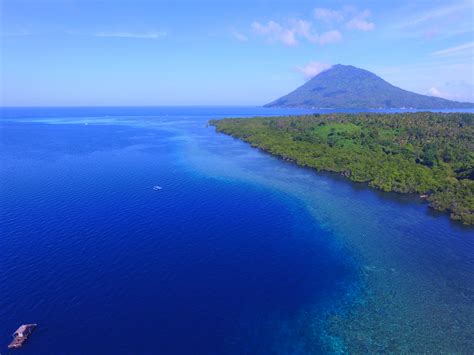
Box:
[251,21,297,46]
[426,87,449,98]
[346,18,374,31]
[291,19,342,44]
[251,19,341,46]
[431,41,474,57]
[231,30,248,42]
[247,6,373,47]
[291,19,313,39]
[313,7,374,32]
[313,8,344,23]
[92,31,166,39]
[278,29,298,46]
[345,9,375,31]
[296,62,332,80]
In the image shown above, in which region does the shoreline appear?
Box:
[204,118,474,352]
[210,113,474,226]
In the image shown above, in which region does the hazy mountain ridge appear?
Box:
[265,64,474,109]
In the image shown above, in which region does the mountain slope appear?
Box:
[265,64,474,109]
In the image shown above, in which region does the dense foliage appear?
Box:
[210,112,474,225]
[265,65,474,109]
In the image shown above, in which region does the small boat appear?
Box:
[8,324,37,349]
[153,185,162,191]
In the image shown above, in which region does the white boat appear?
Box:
[153,185,162,190]
[8,324,37,349]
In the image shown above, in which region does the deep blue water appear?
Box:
[1,107,473,354]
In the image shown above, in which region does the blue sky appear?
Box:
[1,0,473,106]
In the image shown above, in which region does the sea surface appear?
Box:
[1,106,473,354]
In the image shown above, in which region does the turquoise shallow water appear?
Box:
[1,107,473,354]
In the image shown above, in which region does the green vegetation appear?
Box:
[210,112,474,225]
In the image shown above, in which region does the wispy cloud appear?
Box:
[398,3,470,29]
[296,61,332,80]
[92,31,166,39]
[231,29,248,42]
[431,42,474,57]
[393,2,472,40]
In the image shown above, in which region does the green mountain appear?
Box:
[264,64,474,109]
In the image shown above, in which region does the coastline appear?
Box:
[188,116,474,352]
[203,117,474,352]
[210,113,474,225]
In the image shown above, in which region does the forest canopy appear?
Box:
[210,112,474,225]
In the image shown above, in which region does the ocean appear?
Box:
[1,106,473,354]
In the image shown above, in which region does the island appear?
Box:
[210,112,474,225]
[265,64,474,109]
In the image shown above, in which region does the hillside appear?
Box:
[265,65,474,109]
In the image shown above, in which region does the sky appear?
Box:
[1,0,473,106]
